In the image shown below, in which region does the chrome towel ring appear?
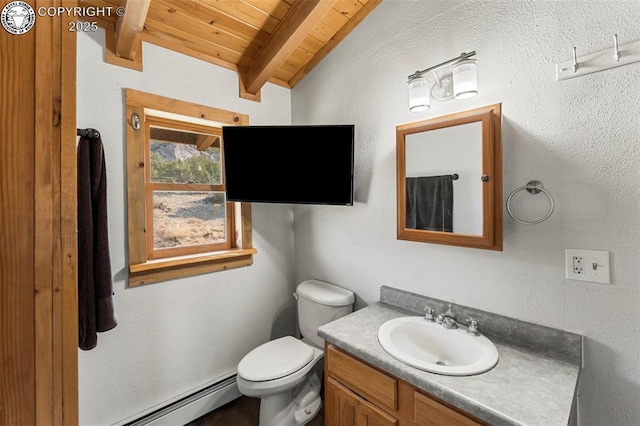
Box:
[506,180,554,224]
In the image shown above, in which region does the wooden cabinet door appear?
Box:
[326,377,398,426]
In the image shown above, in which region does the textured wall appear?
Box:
[292,1,640,424]
[77,31,296,425]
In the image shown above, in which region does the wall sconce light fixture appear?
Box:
[407,51,478,112]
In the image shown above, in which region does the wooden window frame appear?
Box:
[125,89,256,286]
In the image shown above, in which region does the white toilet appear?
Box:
[236,279,355,426]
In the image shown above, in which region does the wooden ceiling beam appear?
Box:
[243,0,336,95]
[115,0,151,60]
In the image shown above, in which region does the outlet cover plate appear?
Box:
[565,249,611,284]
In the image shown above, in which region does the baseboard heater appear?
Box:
[123,375,241,426]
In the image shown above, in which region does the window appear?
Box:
[125,89,255,286]
[146,118,231,259]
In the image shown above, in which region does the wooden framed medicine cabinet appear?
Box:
[396,104,502,250]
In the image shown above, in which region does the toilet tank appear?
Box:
[296,279,355,348]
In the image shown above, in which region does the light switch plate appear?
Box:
[565,249,611,284]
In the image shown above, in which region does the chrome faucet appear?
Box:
[441,304,458,329]
[443,303,457,322]
[426,303,483,335]
[427,303,459,329]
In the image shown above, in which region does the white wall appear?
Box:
[292,1,640,425]
[77,31,295,425]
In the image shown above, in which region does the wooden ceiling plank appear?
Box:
[333,0,364,19]
[244,0,337,95]
[308,19,339,44]
[278,51,312,75]
[142,31,243,73]
[276,60,300,75]
[297,35,325,55]
[115,0,151,60]
[272,68,296,83]
[143,19,247,66]
[276,36,329,75]
[277,46,314,80]
[159,0,270,49]
[322,7,350,32]
[288,0,382,88]
[243,0,291,21]
[198,0,280,34]
[285,47,314,69]
[147,2,257,56]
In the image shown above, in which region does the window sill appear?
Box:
[128,248,257,287]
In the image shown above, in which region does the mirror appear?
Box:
[396,104,502,250]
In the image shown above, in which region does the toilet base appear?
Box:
[258,392,321,426]
[294,396,322,425]
[257,361,323,426]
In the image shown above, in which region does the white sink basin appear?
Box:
[377,316,499,376]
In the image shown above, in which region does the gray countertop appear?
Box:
[318,301,581,426]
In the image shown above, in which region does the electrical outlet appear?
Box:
[572,256,584,274]
[565,249,611,284]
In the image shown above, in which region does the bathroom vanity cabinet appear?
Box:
[318,289,582,425]
[324,344,485,426]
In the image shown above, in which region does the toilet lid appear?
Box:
[238,336,314,382]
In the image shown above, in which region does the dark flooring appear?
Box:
[186,396,324,426]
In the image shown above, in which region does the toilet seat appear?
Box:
[238,336,314,382]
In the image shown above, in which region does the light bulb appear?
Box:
[452,59,478,100]
[408,77,430,112]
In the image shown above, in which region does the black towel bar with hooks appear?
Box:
[77,128,101,139]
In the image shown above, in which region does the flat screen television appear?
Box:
[222,125,354,205]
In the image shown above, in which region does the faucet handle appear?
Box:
[465,317,481,336]
[424,306,436,322]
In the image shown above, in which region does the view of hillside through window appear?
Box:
[150,140,221,185]
[149,126,227,250]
